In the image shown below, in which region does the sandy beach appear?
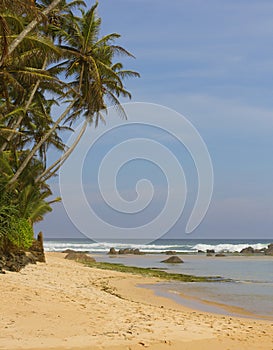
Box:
[0,253,272,350]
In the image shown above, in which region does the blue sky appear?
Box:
[37,0,273,239]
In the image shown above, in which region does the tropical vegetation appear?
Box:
[0,0,139,251]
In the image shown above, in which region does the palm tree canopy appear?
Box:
[0,0,140,250]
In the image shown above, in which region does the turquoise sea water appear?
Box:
[44,238,273,319]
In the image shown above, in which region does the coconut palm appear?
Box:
[9,2,139,185]
[0,0,86,155]
[0,0,63,65]
[0,0,77,156]
[0,49,63,154]
[0,0,40,63]
[0,1,139,252]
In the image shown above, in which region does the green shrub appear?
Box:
[7,217,34,249]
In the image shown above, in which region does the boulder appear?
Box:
[116,248,144,255]
[265,243,273,255]
[161,255,184,263]
[65,252,96,263]
[165,250,177,255]
[215,253,226,257]
[240,246,254,254]
[254,248,266,253]
[206,249,215,254]
[132,248,145,255]
[108,247,117,255]
[118,248,130,254]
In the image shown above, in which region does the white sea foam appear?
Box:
[44,240,270,253]
[44,241,185,253]
[192,243,269,253]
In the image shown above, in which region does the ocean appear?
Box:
[44,238,271,254]
[44,238,273,319]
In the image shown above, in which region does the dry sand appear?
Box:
[0,252,272,350]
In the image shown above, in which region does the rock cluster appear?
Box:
[107,248,144,255]
[164,250,177,255]
[0,232,46,273]
[240,243,273,255]
[205,243,273,256]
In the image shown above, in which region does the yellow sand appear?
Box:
[0,252,272,350]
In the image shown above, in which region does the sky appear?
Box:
[36,0,273,240]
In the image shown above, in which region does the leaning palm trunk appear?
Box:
[35,119,88,183]
[8,100,75,185]
[9,63,86,186]
[0,0,62,66]
[0,59,48,151]
[9,63,85,186]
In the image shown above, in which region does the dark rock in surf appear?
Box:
[254,248,266,253]
[133,248,143,255]
[118,248,144,255]
[161,256,184,264]
[240,246,254,254]
[265,243,273,255]
[118,248,131,254]
[108,247,117,255]
[165,251,177,255]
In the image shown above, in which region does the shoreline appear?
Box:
[93,252,273,319]
[144,283,273,321]
[0,252,272,349]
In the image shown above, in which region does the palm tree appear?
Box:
[0,39,64,151]
[0,0,39,63]
[0,0,63,65]
[0,1,140,250]
[0,1,79,156]
[0,0,86,158]
[9,2,139,185]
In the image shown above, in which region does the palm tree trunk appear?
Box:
[35,119,88,183]
[0,0,62,66]
[8,100,75,185]
[0,59,48,152]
